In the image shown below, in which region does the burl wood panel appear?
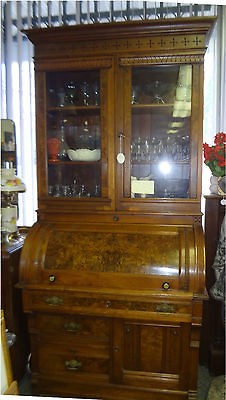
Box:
[44,229,189,275]
[124,323,181,374]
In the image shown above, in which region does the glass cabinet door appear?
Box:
[46,70,102,199]
[122,64,192,200]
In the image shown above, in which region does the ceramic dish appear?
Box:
[67,148,101,161]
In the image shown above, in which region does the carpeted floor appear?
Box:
[206,374,225,400]
[198,365,213,399]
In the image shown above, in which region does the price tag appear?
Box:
[117,133,125,164]
[117,152,125,164]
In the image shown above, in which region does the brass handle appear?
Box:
[49,274,56,282]
[65,359,82,370]
[155,303,176,313]
[162,282,170,290]
[44,296,63,306]
[64,322,81,332]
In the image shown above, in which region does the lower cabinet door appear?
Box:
[121,320,190,390]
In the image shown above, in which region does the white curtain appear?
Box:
[217,6,226,132]
[1,2,225,227]
[202,6,226,202]
[1,2,37,226]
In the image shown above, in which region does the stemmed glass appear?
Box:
[181,135,190,160]
[80,81,91,106]
[92,82,100,105]
[132,137,142,161]
[143,138,150,161]
[152,80,165,104]
[131,86,139,104]
[64,81,78,104]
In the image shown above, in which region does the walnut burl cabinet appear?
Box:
[19,18,216,400]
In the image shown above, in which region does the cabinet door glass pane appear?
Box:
[131,65,192,199]
[46,70,101,198]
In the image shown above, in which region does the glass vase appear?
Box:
[209,175,218,194]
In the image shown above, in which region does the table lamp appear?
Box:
[1,168,26,243]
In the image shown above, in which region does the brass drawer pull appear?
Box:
[65,359,82,370]
[162,282,170,290]
[64,322,81,332]
[49,274,56,282]
[155,303,176,313]
[44,296,63,306]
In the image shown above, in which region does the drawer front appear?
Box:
[29,313,110,341]
[25,290,192,322]
[33,339,109,376]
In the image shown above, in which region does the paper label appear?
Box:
[131,180,154,195]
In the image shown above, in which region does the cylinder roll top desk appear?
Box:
[19,17,216,400]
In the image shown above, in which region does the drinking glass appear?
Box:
[92,82,100,105]
[64,81,78,104]
[80,82,91,106]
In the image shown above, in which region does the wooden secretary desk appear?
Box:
[18,17,216,400]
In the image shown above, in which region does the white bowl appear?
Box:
[67,148,101,161]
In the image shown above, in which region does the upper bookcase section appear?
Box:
[22,17,216,60]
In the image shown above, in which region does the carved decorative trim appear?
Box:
[37,34,206,59]
[97,34,205,52]
[120,54,204,66]
[194,216,202,224]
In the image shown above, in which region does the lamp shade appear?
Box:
[1,168,26,192]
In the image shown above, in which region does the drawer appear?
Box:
[33,339,109,376]
[29,314,110,341]
[25,290,192,322]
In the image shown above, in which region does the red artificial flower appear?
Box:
[218,159,226,167]
[203,143,211,160]
[203,132,226,177]
[214,132,226,145]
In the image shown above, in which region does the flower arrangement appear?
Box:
[203,132,226,177]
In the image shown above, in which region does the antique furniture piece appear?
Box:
[19,17,216,399]
[1,119,29,381]
[1,120,18,242]
[1,169,26,243]
[1,241,29,382]
[200,195,225,375]
[1,119,26,243]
